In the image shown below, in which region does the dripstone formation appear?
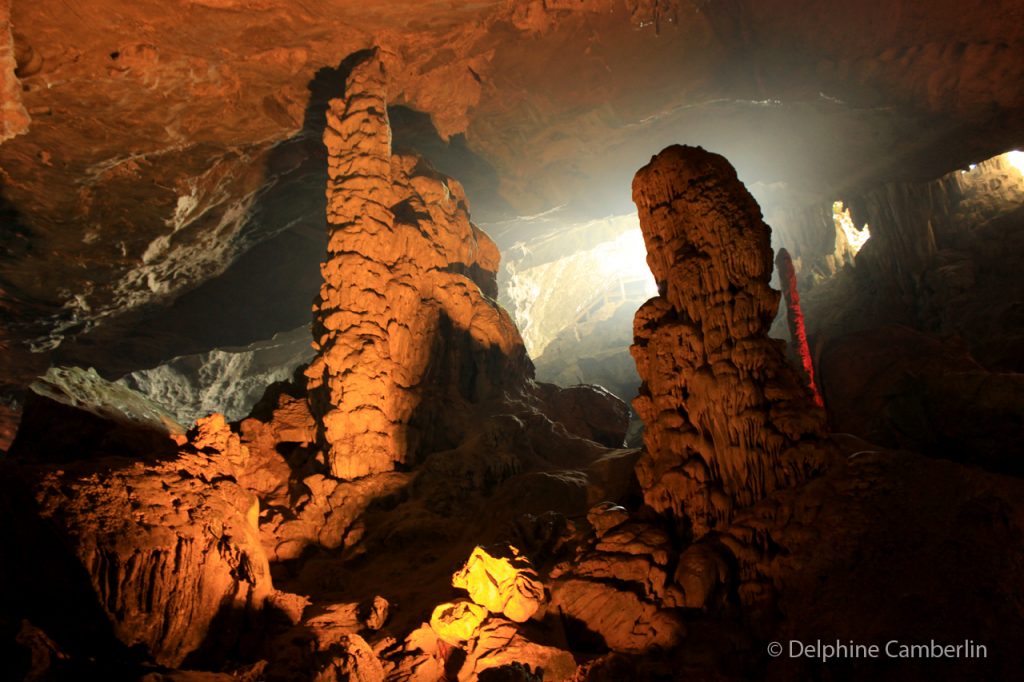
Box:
[630,145,835,538]
[306,50,530,480]
[775,247,824,407]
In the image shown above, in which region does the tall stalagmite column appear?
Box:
[630,145,834,539]
[306,51,398,479]
[306,50,531,480]
[775,247,824,407]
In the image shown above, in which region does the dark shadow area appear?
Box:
[555,612,608,656]
[7,390,180,463]
[180,597,269,671]
[0,188,34,265]
[0,463,145,679]
[406,306,532,459]
[0,193,63,397]
[818,324,1024,477]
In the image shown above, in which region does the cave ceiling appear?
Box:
[1,0,1023,388]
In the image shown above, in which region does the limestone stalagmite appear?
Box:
[630,145,834,538]
[305,50,397,480]
[306,50,530,480]
[775,247,824,407]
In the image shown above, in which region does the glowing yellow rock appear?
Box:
[452,545,545,623]
[429,600,488,646]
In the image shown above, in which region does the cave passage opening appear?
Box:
[832,201,871,256]
[1006,150,1024,174]
[491,211,657,421]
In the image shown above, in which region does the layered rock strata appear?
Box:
[305,50,530,480]
[630,145,834,538]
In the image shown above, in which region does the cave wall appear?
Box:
[0,2,1023,678]
[768,153,1024,371]
[0,0,29,144]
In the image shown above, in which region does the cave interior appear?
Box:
[1,1,1023,681]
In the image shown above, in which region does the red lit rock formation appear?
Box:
[306,50,530,480]
[630,145,835,538]
[775,247,824,407]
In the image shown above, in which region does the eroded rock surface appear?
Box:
[306,50,530,480]
[451,545,545,623]
[630,145,836,538]
[0,1,29,143]
[2,407,272,668]
[119,326,315,426]
[8,366,185,462]
[531,383,629,449]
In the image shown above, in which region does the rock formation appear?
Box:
[0,0,1022,675]
[548,505,685,654]
[775,247,824,407]
[0,1,30,144]
[630,145,835,538]
[451,545,545,623]
[817,324,1024,474]
[306,49,531,480]
[8,366,186,462]
[1,398,273,669]
[5,131,1024,680]
[118,326,315,426]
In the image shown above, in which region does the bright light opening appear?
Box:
[565,226,659,333]
[501,213,657,359]
[589,228,659,299]
[832,201,871,256]
[1006,150,1024,174]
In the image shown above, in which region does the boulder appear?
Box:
[452,546,545,623]
[2,445,271,667]
[549,579,683,654]
[429,600,489,646]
